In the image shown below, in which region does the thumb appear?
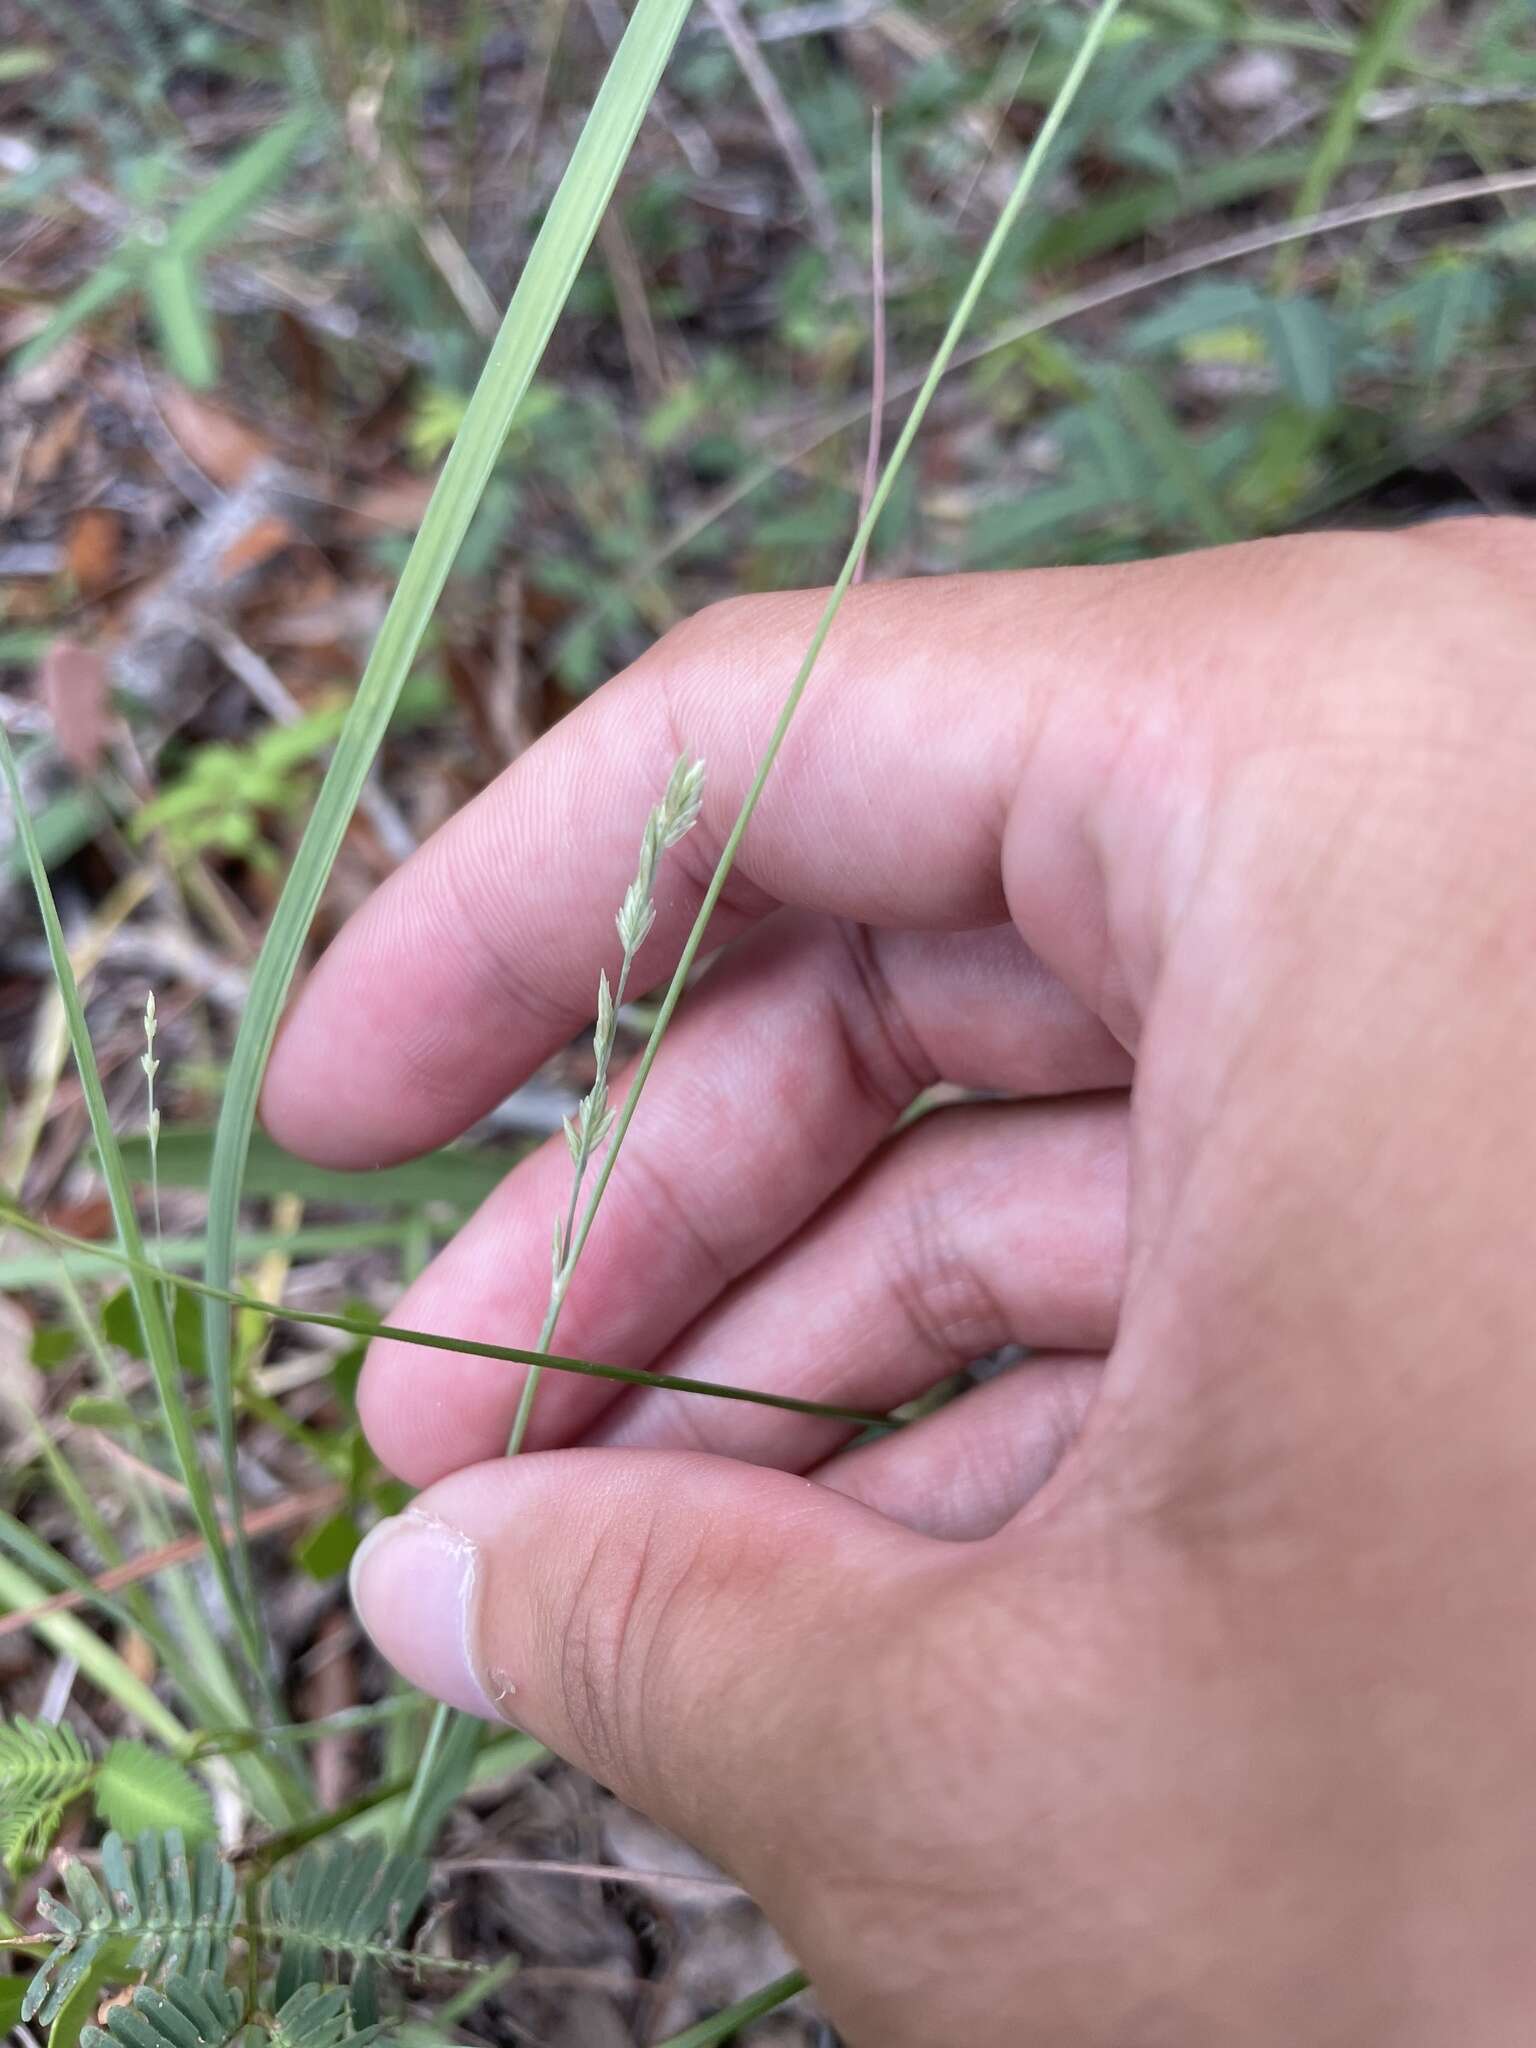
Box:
[349,1449,915,1848]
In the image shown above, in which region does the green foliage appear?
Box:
[82,1973,248,2048]
[269,1982,387,2048]
[0,1716,212,1866]
[4,6,1534,2043]
[268,1842,429,2027]
[0,1716,95,1868]
[133,703,351,871]
[23,1833,430,2036]
[114,1127,532,1212]
[95,1743,215,1845]
[78,1973,386,2048]
[25,1831,237,2026]
[0,1978,28,2033]
[12,114,312,387]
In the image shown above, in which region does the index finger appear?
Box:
[260,545,1298,1166]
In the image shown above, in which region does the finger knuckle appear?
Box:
[877,1143,1010,1367]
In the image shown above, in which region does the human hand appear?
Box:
[263,520,1536,2045]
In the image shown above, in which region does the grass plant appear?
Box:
[4,0,1522,2037]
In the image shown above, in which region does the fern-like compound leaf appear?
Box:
[0,1715,95,1866]
[269,1981,390,2048]
[23,1831,237,2026]
[76,1974,393,2048]
[80,1972,246,2048]
[95,1741,214,1843]
[268,1842,428,2027]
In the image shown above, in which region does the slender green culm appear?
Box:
[0,1200,896,1431]
[1274,0,1433,291]
[0,725,282,1738]
[654,1969,810,2048]
[0,1552,188,1751]
[199,0,696,1659]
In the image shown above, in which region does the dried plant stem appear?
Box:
[853,104,886,583]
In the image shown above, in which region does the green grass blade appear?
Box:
[200,0,696,1648]
[1110,368,1238,545]
[0,1509,180,1673]
[1274,0,1435,291]
[0,1222,433,1290]
[11,261,136,377]
[0,1552,187,1750]
[394,1708,483,1859]
[144,252,219,389]
[654,1970,809,2048]
[118,1126,533,1208]
[0,1202,897,1430]
[166,112,311,259]
[0,725,281,1733]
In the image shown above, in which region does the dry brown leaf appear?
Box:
[42,1192,115,1240]
[65,506,121,596]
[158,384,274,487]
[215,513,297,581]
[38,637,112,774]
[22,396,88,487]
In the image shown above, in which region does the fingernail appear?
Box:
[349,1510,497,1718]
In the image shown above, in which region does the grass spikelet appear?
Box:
[509,754,706,1456]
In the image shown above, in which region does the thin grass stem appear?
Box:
[653,1969,810,2047]
[0,1201,900,1430]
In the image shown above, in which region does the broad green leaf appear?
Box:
[966,476,1121,569]
[1411,263,1497,377]
[1108,369,1238,545]
[1128,277,1266,353]
[30,1326,77,1370]
[293,1512,362,1583]
[101,1285,206,1373]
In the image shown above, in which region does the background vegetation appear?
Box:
[1,1,1533,2042]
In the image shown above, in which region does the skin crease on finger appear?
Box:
[580,1094,1126,1470]
[322,526,1536,2048]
